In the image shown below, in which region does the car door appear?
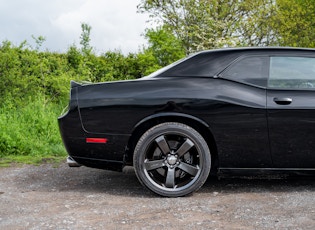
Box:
[267,55,315,168]
[218,55,273,168]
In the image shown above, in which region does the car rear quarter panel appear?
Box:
[58,87,129,170]
[77,77,271,168]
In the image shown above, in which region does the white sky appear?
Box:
[0,0,151,54]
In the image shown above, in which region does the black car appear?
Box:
[58,47,315,197]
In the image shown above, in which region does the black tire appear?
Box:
[133,122,211,197]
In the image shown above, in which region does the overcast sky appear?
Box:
[0,0,151,54]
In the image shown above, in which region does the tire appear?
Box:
[133,122,211,197]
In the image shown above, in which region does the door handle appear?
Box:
[273,97,292,105]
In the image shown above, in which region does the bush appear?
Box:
[0,37,181,164]
[0,95,66,159]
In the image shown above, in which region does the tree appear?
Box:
[144,26,185,66]
[80,23,93,55]
[31,35,46,51]
[236,0,277,46]
[138,0,279,53]
[272,0,315,47]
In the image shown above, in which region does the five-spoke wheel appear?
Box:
[133,122,211,197]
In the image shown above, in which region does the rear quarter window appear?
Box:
[221,56,268,88]
[158,52,239,77]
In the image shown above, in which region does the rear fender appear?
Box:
[125,112,218,170]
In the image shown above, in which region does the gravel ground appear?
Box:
[1,163,315,229]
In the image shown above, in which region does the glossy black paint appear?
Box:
[58,47,315,174]
[267,89,315,168]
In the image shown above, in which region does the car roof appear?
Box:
[196,47,315,54]
[154,47,315,78]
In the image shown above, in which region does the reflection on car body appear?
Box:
[59,47,315,197]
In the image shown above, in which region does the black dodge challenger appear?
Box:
[59,47,315,197]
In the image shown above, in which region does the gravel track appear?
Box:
[1,163,315,229]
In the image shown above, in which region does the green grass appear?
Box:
[0,95,67,166]
[0,155,65,167]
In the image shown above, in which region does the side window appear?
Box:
[269,57,315,89]
[222,56,268,87]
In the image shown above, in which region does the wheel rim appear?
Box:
[142,132,202,192]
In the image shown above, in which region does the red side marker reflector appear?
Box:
[86,138,108,144]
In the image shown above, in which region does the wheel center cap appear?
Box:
[167,155,177,165]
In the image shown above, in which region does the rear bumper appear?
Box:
[58,106,130,171]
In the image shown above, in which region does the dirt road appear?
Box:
[1,164,315,229]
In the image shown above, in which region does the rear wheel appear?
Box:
[133,122,211,197]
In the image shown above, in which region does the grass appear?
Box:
[0,155,65,167]
[0,95,67,166]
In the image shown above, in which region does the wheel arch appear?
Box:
[125,112,218,174]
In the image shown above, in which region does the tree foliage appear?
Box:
[145,26,185,66]
[138,0,277,53]
[273,0,315,47]
[138,0,315,52]
[80,23,93,55]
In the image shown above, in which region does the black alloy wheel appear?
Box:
[133,122,211,197]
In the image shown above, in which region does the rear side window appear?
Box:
[222,56,268,88]
[268,57,315,89]
[157,52,239,77]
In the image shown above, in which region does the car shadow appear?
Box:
[200,175,315,195]
[56,165,315,197]
[10,164,315,198]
